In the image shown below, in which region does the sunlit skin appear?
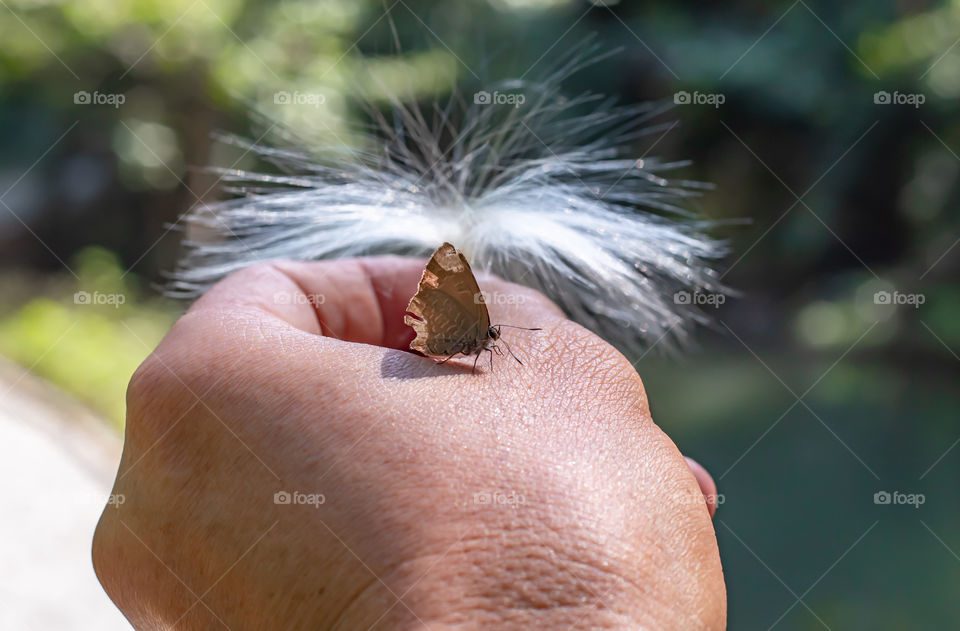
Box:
[92,257,726,630]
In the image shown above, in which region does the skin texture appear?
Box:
[92,257,726,630]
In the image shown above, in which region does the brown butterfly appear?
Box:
[405,242,540,372]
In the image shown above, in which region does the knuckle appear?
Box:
[124,353,182,439]
[125,352,172,414]
[124,311,227,437]
[548,321,649,410]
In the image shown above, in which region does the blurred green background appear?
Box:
[2,0,958,627]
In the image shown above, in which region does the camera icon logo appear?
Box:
[874,491,891,505]
[74,91,91,105]
[874,91,891,105]
[274,490,292,504]
[74,290,91,304]
[874,291,891,305]
[674,290,691,305]
[474,91,491,105]
[274,91,291,105]
[674,90,691,105]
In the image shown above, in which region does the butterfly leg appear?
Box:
[500,338,524,366]
[471,351,482,374]
[437,352,460,365]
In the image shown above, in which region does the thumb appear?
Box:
[188,257,429,349]
[189,257,566,353]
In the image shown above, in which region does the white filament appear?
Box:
[170,58,727,354]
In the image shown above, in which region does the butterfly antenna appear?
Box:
[496,324,543,331]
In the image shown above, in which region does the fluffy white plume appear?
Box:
[170,56,727,354]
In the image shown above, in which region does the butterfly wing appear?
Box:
[405,242,491,356]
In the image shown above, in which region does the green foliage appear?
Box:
[0,248,175,427]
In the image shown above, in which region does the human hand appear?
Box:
[92,257,725,630]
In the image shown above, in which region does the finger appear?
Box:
[187,257,427,348]
[685,457,719,518]
[188,257,565,351]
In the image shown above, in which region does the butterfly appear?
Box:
[404,242,540,372]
